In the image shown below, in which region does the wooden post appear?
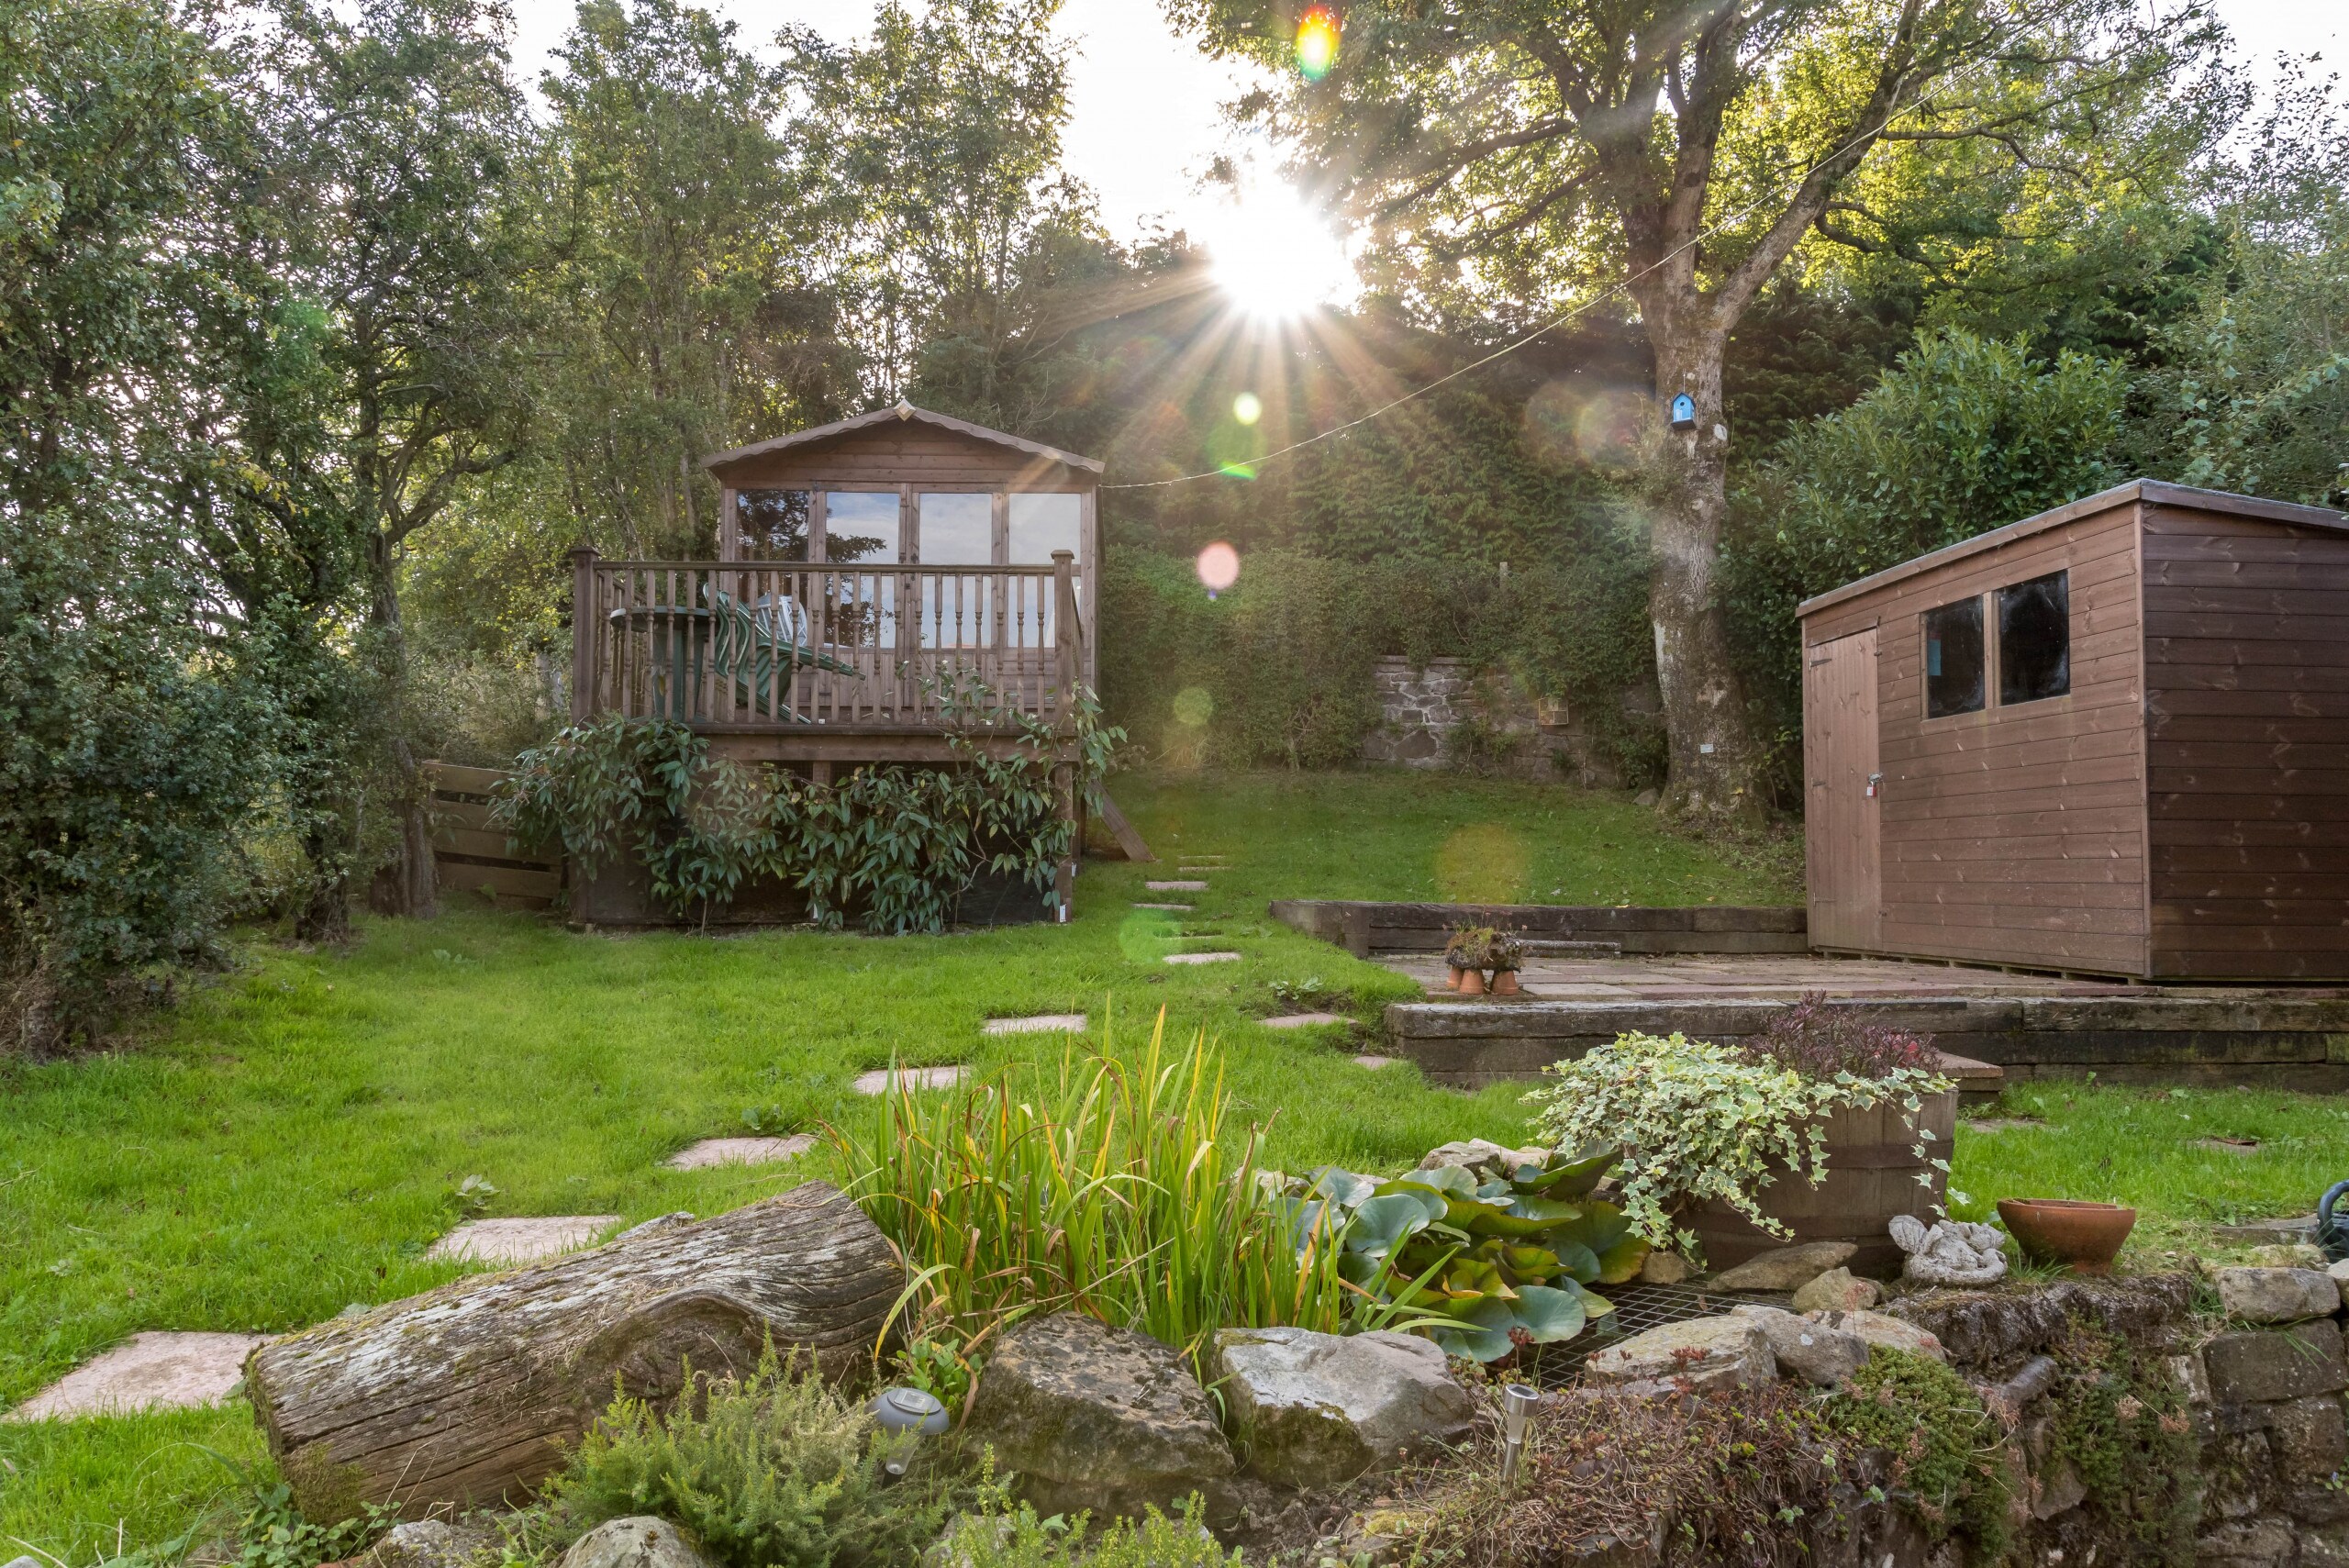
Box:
[569,545,598,722]
[1052,549,1078,717]
[1052,549,1080,919]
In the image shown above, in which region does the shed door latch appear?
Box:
[1865,773,1883,798]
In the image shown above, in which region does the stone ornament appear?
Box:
[1888,1212,2009,1286]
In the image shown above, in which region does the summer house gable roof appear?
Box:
[700,401,1104,479]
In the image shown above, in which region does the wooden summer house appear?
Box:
[567,402,1100,776]
[1798,479,2349,982]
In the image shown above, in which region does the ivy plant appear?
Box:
[1524,1031,1953,1260]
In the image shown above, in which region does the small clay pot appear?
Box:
[1997,1198,2137,1274]
[1457,966,1488,997]
[1490,969,1521,996]
[1444,963,1467,992]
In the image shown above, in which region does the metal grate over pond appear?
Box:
[1520,1281,1790,1387]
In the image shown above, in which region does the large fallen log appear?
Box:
[246,1184,902,1513]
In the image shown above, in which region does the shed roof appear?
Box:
[700,401,1104,479]
[1796,479,2349,619]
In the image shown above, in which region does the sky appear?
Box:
[505,0,2347,243]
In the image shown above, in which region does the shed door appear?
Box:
[1804,628,1881,951]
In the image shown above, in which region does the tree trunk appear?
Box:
[1647,326,1765,825]
[245,1184,903,1515]
[366,529,439,918]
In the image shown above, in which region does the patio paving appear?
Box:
[852,1064,970,1095]
[6,1331,270,1421]
[1145,880,1209,892]
[1263,1012,1349,1029]
[1165,951,1241,965]
[428,1216,620,1265]
[666,1134,816,1170]
[984,1013,1086,1035]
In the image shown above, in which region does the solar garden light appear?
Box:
[1498,1382,1541,1486]
[871,1386,951,1478]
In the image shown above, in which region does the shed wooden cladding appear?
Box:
[1798,479,2349,982]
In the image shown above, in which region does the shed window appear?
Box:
[1998,570,2070,706]
[1008,493,1081,562]
[737,489,810,561]
[1924,595,1986,717]
[823,493,899,563]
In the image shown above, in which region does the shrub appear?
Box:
[829,1014,1345,1369]
[495,675,1119,933]
[1523,1031,1951,1257]
[944,1496,1241,1568]
[1407,1379,1856,1568]
[1739,993,1938,1080]
[537,1351,969,1568]
[1825,1346,2015,1559]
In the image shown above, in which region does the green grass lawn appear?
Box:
[5,768,2342,1560]
[1,769,1784,1559]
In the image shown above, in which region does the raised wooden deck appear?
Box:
[568,548,1087,765]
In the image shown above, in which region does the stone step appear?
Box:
[667,1135,816,1170]
[429,1216,621,1265]
[1164,951,1241,965]
[985,1013,1087,1036]
[5,1331,272,1421]
[852,1064,969,1095]
[1519,940,1624,958]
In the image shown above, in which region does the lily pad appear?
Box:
[1343,1192,1437,1261]
[1520,1141,1619,1200]
[1511,1283,1589,1343]
[1308,1166,1377,1208]
[1428,1296,1519,1362]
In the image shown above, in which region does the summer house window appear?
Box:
[823,493,899,563]
[1924,595,1986,718]
[1998,571,2071,706]
[736,489,810,561]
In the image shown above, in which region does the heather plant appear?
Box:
[1739,993,1938,1081]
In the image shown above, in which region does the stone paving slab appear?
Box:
[666,1134,816,1170]
[852,1064,969,1095]
[1263,1012,1350,1029]
[1131,902,1193,911]
[6,1331,271,1421]
[1165,951,1241,965]
[1145,880,1209,892]
[984,1013,1086,1035]
[1353,1054,1401,1070]
[429,1216,620,1265]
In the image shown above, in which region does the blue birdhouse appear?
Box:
[1668,394,1698,431]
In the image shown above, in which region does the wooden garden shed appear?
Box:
[1797,479,2349,982]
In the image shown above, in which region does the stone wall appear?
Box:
[1891,1273,2349,1566]
[1360,657,1625,789]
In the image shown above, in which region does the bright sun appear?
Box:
[1199,183,1354,321]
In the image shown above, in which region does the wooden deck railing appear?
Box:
[566,547,1085,729]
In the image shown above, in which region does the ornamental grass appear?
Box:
[829,1010,1347,1369]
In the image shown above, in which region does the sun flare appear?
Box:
[1198,182,1354,321]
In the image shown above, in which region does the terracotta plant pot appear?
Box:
[1997,1198,2137,1274]
[1491,969,1521,996]
[1444,964,1467,992]
[1457,966,1487,996]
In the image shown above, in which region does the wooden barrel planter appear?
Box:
[1683,1087,1957,1280]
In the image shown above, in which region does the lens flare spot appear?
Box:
[1524,381,1644,471]
[1172,686,1215,727]
[1434,823,1532,905]
[1232,392,1263,426]
[1197,541,1241,594]
[1295,6,1339,78]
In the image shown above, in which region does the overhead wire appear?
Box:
[1101,81,1942,491]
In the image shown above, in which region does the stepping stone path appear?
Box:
[852,1064,969,1095]
[1353,1054,1400,1070]
[1165,951,1241,965]
[666,1134,816,1170]
[1263,1013,1350,1029]
[6,1331,270,1421]
[985,1013,1087,1035]
[429,1216,619,1265]
[1131,902,1193,911]
[1145,880,1209,892]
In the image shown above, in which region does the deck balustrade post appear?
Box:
[1052,550,1078,721]
[569,545,598,722]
